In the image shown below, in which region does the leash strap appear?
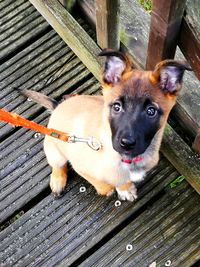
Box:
[0,109,69,141]
[0,109,102,150]
[0,109,69,142]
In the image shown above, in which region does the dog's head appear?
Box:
[99,49,191,160]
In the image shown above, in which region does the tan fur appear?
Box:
[117,182,133,191]
[50,165,67,195]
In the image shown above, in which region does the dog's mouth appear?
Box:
[121,155,143,164]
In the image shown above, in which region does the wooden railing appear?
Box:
[93,0,200,80]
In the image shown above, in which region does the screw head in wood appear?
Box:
[79,186,86,193]
[114,200,121,207]
[126,244,133,251]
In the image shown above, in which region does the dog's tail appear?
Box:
[19,89,58,111]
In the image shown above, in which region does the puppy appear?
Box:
[23,49,191,201]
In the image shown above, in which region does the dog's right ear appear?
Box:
[98,49,132,87]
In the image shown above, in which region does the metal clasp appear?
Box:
[68,135,102,151]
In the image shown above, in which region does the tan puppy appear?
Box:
[23,49,191,201]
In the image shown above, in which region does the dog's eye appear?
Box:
[146,106,157,117]
[112,102,122,113]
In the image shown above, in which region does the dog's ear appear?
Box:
[150,60,192,95]
[99,49,132,86]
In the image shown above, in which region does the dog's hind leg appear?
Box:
[44,138,68,197]
[116,182,138,202]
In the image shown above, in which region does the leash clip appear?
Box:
[68,135,102,151]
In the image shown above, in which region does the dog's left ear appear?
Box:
[151,60,192,95]
[99,49,132,86]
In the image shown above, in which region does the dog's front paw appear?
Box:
[116,183,138,202]
[50,175,67,198]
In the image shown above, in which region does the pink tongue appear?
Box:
[122,156,143,164]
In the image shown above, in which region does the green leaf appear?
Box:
[170,175,185,188]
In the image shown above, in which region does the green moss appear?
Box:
[170,175,185,188]
[0,211,24,231]
[164,124,173,136]
[138,0,152,12]
[120,26,128,45]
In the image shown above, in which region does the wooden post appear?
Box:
[179,17,200,81]
[95,0,120,50]
[146,0,187,70]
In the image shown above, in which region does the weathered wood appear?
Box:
[171,103,199,139]
[0,159,178,266]
[192,130,200,154]
[29,0,102,81]
[0,15,49,62]
[0,0,32,28]
[76,182,200,267]
[0,0,50,63]
[95,0,120,50]
[0,0,15,11]
[162,124,200,194]
[146,0,187,70]
[179,1,200,80]
[0,0,27,19]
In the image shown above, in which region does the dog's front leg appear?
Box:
[116,182,138,202]
[50,165,67,197]
[80,173,114,196]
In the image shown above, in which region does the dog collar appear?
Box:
[121,156,143,164]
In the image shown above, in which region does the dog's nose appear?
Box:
[120,137,136,150]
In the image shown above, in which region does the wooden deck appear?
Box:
[0,1,200,266]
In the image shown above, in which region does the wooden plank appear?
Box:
[193,130,200,154]
[29,0,102,81]
[79,181,200,267]
[0,159,178,266]
[0,11,41,45]
[179,1,200,80]
[0,0,32,27]
[0,41,72,102]
[162,124,200,194]
[0,5,36,35]
[0,0,27,19]
[146,0,187,70]
[0,0,49,62]
[95,0,120,49]
[0,0,15,11]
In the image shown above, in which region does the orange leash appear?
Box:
[0,109,69,142]
[0,109,102,150]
